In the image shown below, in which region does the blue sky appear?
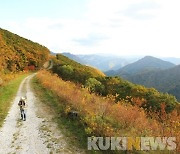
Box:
[1,0,180,57]
[1,0,87,20]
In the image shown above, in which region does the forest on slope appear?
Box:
[51,54,179,114]
[61,52,135,71]
[0,28,179,114]
[0,28,51,128]
[52,54,105,84]
[0,28,179,152]
[0,28,49,73]
[37,70,180,152]
[106,56,175,78]
[128,65,180,100]
[104,56,180,101]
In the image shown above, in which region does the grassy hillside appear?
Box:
[61,52,86,64]
[51,54,179,113]
[129,65,180,100]
[64,53,130,71]
[0,28,50,73]
[0,73,29,126]
[52,54,105,84]
[36,70,180,152]
[108,56,175,78]
[0,28,50,126]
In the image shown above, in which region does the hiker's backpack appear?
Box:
[18,100,25,108]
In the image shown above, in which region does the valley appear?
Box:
[0,28,179,153]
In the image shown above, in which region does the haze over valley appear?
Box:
[1,0,180,153]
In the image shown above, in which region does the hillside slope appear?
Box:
[78,54,129,71]
[51,54,178,113]
[36,69,180,152]
[0,28,49,73]
[52,54,105,84]
[62,53,131,71]
[0,74,84,153]
[162,57,180,65]
[129,65,180,100]
[61,52,86,64]
[114,56,175,78]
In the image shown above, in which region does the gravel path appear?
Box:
[0,74,84,154]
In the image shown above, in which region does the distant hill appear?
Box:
[50,51,56,56]
[105,56,180,100]
[78,54,130,71]
[58,53,180,72]
[112,56,175,78]
[51,54,179,113]
[61,52,86,64]
[129,65,180,100]
[0,28,49,72]
[61,53,136,71]
[104,70,117,76]
[51,54,105,84]
[162,57,180,65]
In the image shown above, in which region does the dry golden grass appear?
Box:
[0,73,29,126]
[36,70,180,152]
[0,72,26,86]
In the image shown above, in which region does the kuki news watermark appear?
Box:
[88,137,176,151]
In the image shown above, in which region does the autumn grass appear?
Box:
[35,71,158,136]
[35,70,180,153]
[0,73,29,127]
[31,76,96,153]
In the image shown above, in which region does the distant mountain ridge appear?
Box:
[162,57,180,65]
[50,51,56,56]
[78,54,130,71]
[104,56,180,100]
[61,52,139,71]
[61,52,86,64]
[129,65,180,100]
[61,53,179,74]
[51,54,105,84]
[116,56,175,77]
[51,53,179,113]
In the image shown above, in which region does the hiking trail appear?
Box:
[0,74,84,154]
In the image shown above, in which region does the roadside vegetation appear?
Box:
[0,28,179,153]
[0,28,49,73]
[52,54,105,84]
[36,70,180,153]
[0,28,50,127]
[52,54,179,114]
[0,73,29,126]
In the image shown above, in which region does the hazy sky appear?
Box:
[1,0,180,57]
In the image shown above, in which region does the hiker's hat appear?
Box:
[21,97,26,100]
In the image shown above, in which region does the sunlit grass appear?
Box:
[35,70,180,153]
[0,73,29,126]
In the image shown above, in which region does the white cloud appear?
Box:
[2,0,180,57]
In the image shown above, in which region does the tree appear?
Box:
[85,78,105,94]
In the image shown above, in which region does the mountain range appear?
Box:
[162,57,180,65]
[110,56,175,78]
[0,28,179,111]
[0,27,179,152]
[60,52,180,72]
[105,56,180,100]
[59,52,180,100]
[128,64,180,100]
[61,52,141,71]
[2,27,177,101]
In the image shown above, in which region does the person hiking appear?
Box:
[18,97,27,121]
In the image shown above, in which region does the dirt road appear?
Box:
[0,74,84,154]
